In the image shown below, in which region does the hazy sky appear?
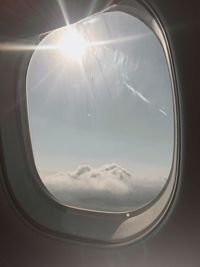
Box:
[27,11,174,181]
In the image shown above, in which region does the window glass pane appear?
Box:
[27,11,174,212]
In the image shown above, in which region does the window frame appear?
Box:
[0,0,180,245]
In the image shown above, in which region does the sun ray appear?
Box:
[88,31,151,48]
[57,0,70,26]
[0,43,56,51]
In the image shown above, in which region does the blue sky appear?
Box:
[27,11,174,180]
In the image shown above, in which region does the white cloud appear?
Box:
[43,164,134,195]
[41,163,165,212]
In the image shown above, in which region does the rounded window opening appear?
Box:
[27,11,174,213]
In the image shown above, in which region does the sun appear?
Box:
[58,27,88,61]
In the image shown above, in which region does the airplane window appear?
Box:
[26,11,174,213]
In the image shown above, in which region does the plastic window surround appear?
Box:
[0,0,180,245]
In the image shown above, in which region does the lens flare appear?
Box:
[58,28,88,60]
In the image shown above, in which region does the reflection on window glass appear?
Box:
[27,11,174,212]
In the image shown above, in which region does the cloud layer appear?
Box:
[41,164,165,212]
